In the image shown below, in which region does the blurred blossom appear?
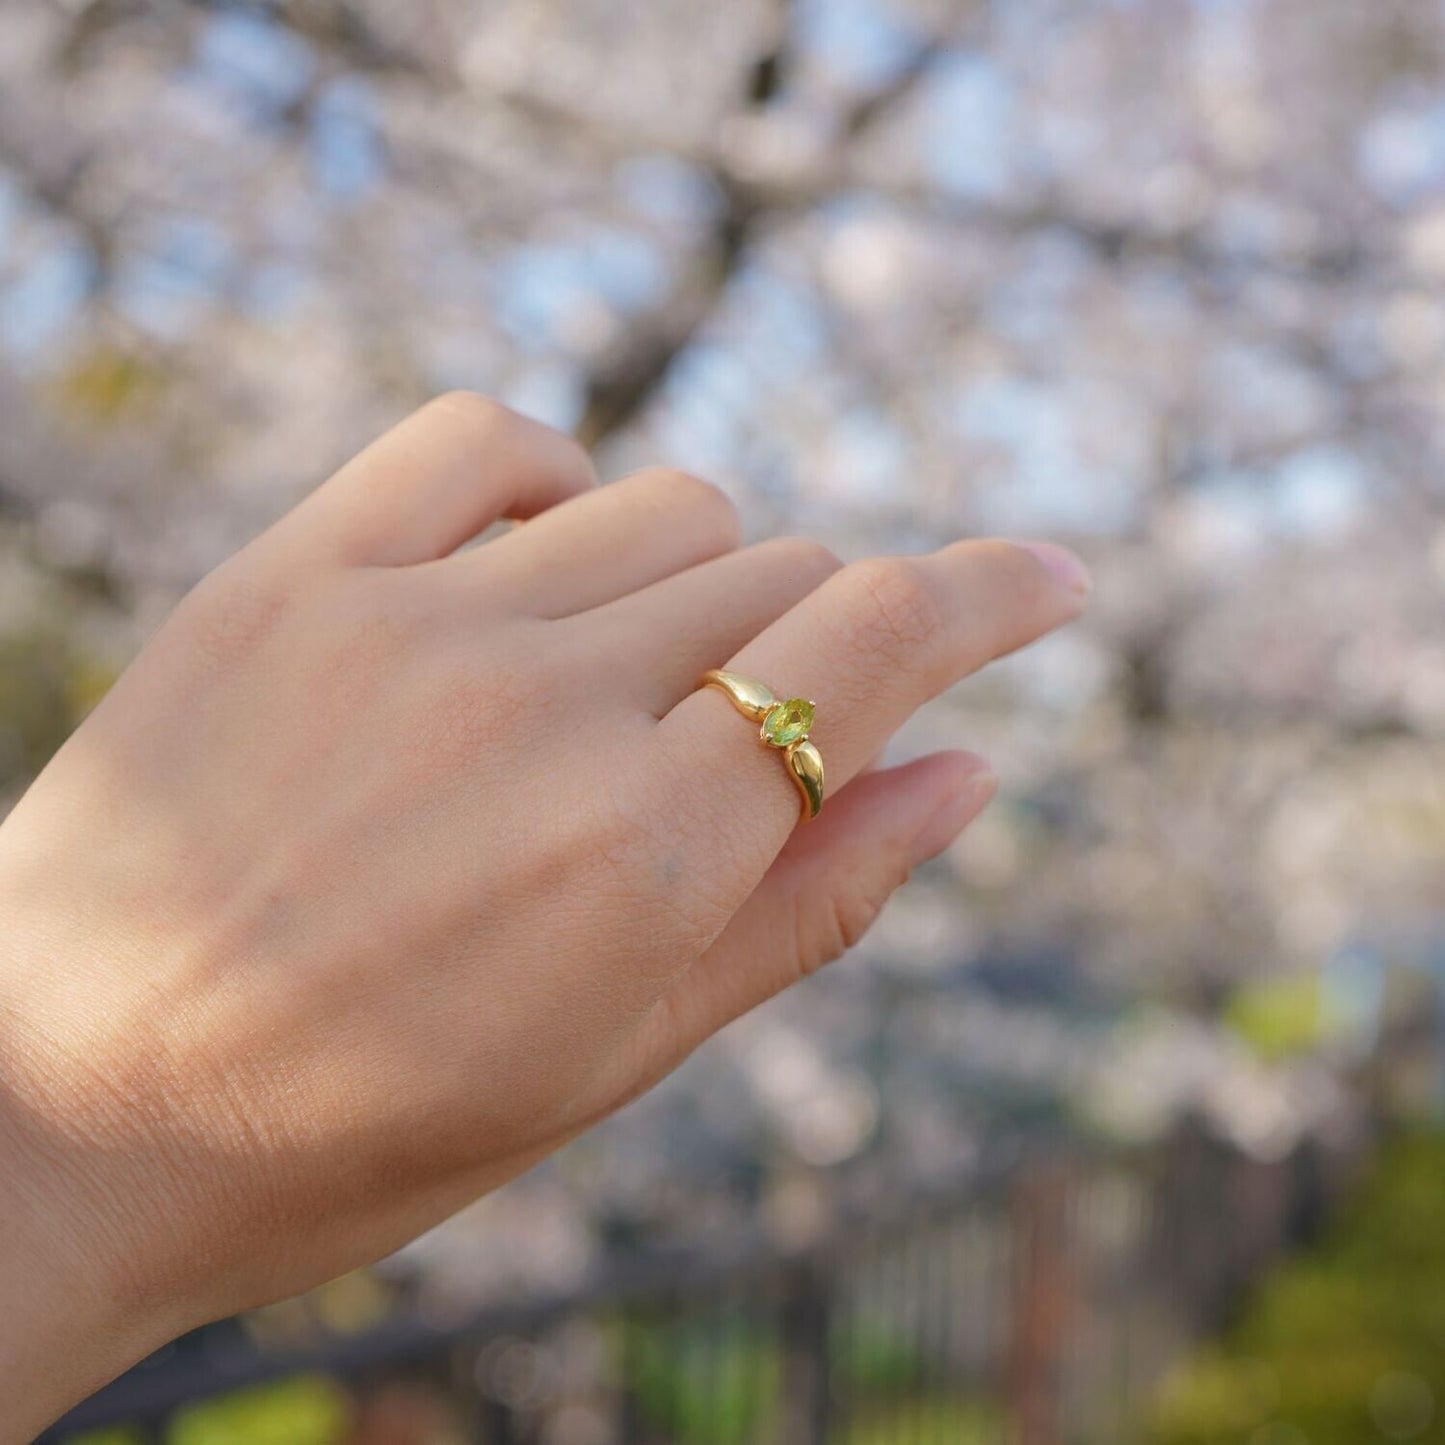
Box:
[1,242,91,356]
[1380,291,1445,367]
[2,0,1444,1315]
[311,79,384,202]
[1405,206,1445,278]
[1359,105,1445,203]
[926,56,1017,201]
[820,211,918,312]
[194,10,316,117]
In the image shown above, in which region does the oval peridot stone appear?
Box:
[762,697,814,747]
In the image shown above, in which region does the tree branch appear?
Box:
[575,20,962,447]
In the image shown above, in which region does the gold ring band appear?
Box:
[699,669,825,821]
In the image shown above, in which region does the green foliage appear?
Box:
[1225,974,1329,1061]
[834,1318,926,1393]
[54,346,171,427]
[165,1376,350,1445]
[621,1310,992,1445]
[627,1317,781,1445]
[841,1397,1004,1445]
[1147,1132,1445,1444]
[620,1306,965,1445]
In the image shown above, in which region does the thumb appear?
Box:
[640,749,998,1068]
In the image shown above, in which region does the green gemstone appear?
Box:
[762,697,814,748]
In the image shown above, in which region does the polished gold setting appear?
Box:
[699,669,825,821]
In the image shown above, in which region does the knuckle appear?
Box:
[638,467,741,544]
[768,536,842,587]
[426,389,512,437]
[431,391,597,493]
[840,555,943,658]
[546,428,598,492]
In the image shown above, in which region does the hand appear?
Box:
[0,394,1089,1435]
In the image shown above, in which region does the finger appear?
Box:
[656,539,1089,916]
[456,467,741,617]
[634,752,998,1075]
[585,537,841,714]
[279,393,597,566]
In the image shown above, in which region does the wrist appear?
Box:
[0,1004,181,1439]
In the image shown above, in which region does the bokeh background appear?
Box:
[5,1,1445,1442]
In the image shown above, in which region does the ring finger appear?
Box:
[655,539,1090,910]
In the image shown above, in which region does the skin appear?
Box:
[0,394,1090,1439]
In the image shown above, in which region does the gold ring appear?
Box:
[699,669,825,821]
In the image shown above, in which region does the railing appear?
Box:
[45,1120,1365,1445]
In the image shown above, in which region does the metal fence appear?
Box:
[45,1121,1363,1445]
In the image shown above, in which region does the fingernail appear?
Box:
[1015,541,1092,596]
[909,764,998,866]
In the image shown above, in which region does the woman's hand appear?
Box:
[0,395,1088,1435]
